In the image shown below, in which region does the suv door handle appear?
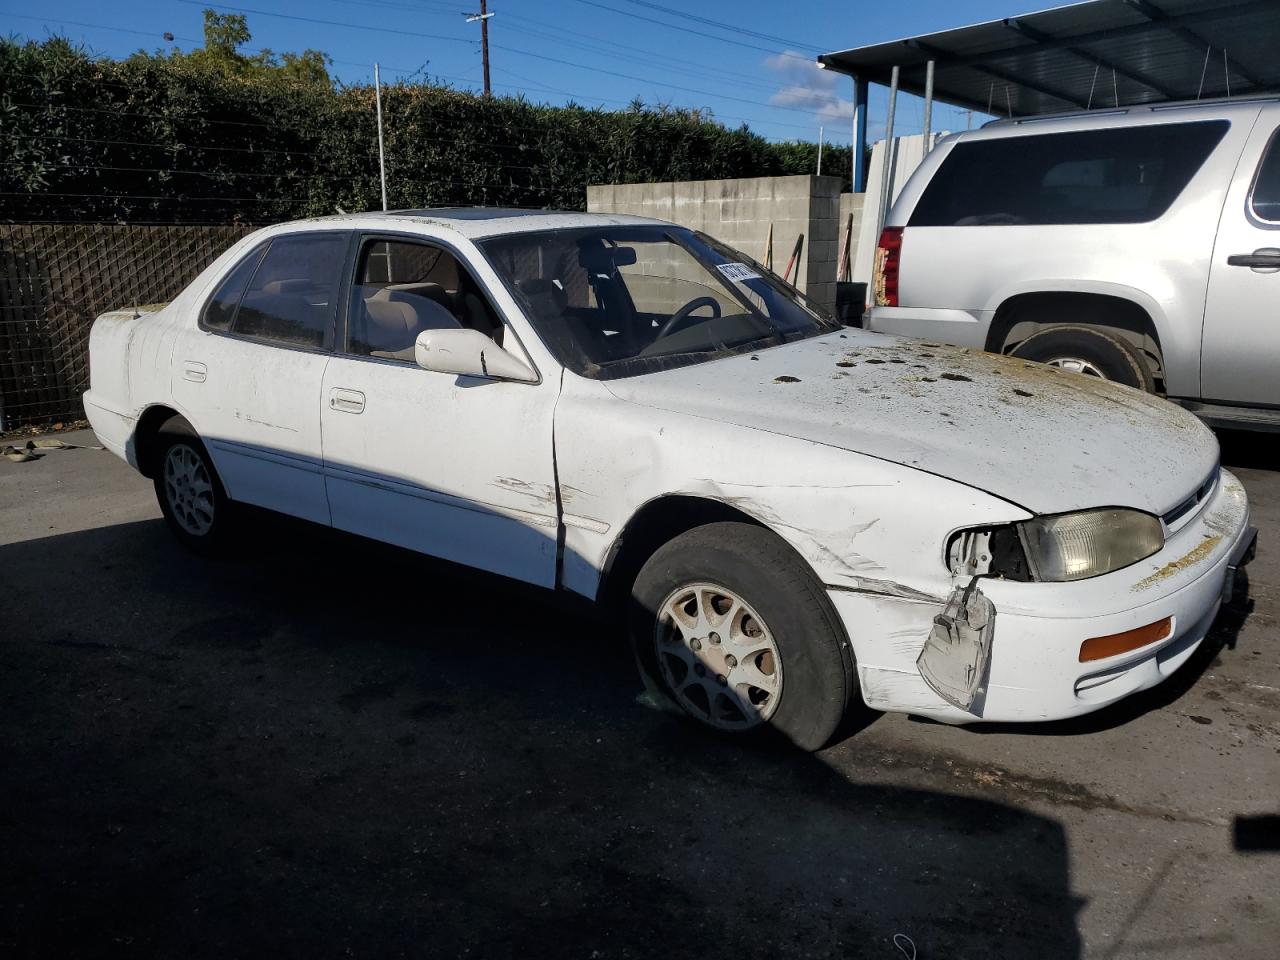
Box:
[1227,249,1280,270]
[182,361,207,383]
[329,387,365,414]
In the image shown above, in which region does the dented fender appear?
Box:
[551,374,1029,646]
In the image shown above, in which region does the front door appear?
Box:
[319,234,560,587]
[172,231,350,524]
[1202,122,1280,406]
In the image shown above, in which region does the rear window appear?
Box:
[908,120,1229,227]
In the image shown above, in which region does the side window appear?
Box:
[909,120,1229,226]
[232,233,348,349]
[1251,131,1280,222]
[347,238,505,361]
[201,244,266,332]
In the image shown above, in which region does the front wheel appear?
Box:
[1009,325,1155,392]
[153,431,233,554]
[630,522,854,751]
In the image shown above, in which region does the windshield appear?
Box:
[478,225,838,378]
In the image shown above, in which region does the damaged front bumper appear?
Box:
[829,469,1254,724]
[916,577,995,713]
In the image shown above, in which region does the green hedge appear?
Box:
[0,37,852,224]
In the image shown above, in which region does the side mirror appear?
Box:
[414,328,537,382]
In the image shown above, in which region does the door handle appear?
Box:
[182,361,207,383]
[1227,248,1280,270]
[329,387,365,414]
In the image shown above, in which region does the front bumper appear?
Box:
[831,469,1254,723]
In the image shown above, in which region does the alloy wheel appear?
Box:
[1045,356,1106,379]
[163,443,215,536]
[654,582,783,730]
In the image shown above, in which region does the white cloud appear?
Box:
[764,49,853,123]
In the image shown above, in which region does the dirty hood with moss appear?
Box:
[603,330,1218,516]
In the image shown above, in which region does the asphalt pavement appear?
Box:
[1,428,1277,959]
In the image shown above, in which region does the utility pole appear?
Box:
[464,0,494,96]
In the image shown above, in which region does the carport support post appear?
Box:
[375,63,388,212]
[851,75,868,193]
[877,65,900,241]
[923,59,935,152]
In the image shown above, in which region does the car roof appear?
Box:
[950,96,1272,144]
[265,208,671,241]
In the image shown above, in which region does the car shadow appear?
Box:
[1,514,1085,959]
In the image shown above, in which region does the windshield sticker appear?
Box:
[716,262,761,283]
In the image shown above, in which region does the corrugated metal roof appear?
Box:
[818,0,1280,118]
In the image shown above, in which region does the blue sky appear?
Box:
[2,0,1021,144]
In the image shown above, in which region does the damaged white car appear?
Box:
[85,209,1257,749]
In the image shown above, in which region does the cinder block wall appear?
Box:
[586,175,846,312]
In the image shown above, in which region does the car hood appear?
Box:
[603,331,1218,516]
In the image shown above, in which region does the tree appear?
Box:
[162,10,332,87]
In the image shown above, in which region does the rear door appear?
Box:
[1201,121,1280,406]
[172,231,349,524]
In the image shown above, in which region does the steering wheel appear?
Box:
[653,296,722,340]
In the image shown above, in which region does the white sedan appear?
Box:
[84,209,1256,749]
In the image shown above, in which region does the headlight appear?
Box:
[1018,508,1164,582]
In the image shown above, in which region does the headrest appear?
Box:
[261,278,312,296]
[578,243,637,270]
[365,298,416,332]
[373,282,450,306]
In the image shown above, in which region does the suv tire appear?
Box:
[629,522,854,751]
[1009,325,1155,392]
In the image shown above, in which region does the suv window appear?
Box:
[202,244,266,332]
[231,233,348,349]
[347,239,506,361]
[909,120,1229,227]
[1251,130,1280,222]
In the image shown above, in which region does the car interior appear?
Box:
[349,240,506,361]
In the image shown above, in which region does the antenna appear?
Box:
[375,63,388,211]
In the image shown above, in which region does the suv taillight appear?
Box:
[873,227,903,307]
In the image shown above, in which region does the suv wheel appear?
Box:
[629,522,854,751]
[1009,325,1155,392]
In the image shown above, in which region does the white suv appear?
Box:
[869,96,1280,430]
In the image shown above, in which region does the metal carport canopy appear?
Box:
[818,0,1280,119]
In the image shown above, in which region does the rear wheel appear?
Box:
[1009,325,1155,392]
[153,428,233,554]
[630,522,853,751]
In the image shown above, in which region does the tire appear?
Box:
[152,425,234,555]
[629,522,854,751]
[1009,324,1155,392]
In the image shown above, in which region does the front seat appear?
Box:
[362,295,460,360]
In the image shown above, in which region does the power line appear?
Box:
[325,0,782,90]
[4,13,200,45]
[175,2,830,121]
[614,0,824,52]
[566,0,813,60]
[177,1,477,47]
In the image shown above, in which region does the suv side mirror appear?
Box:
[414,328,537,382]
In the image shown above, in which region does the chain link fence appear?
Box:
[0,223,259,431]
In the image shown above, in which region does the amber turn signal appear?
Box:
[1079,617,1174,663]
